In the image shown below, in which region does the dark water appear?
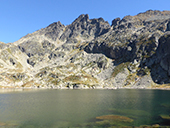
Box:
[0,89,170,127]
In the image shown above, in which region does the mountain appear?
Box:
[1,10,170,89]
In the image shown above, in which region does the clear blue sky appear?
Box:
[0,0,170,43]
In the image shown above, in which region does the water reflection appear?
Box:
[0,89,169,127]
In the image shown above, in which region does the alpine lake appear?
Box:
[0,89,170,127]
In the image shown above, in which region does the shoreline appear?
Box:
[0,86,170,92]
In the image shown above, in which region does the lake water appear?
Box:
[0,89,170,127]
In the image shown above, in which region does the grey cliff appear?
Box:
[1,10,170,89]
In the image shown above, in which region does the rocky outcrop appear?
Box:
[150,34,170,84]
[1,10,170,89]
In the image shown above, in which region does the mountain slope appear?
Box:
[1,10,170,89]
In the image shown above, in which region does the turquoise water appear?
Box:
[0,89,169,127]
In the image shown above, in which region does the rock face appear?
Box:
[1,10,170,89]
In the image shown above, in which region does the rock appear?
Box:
[0,41,8,49]
[133,75,152,88]
[9,58,16,65]
[160,115,170,120]
[111,18,121,27]
[156,34,170,77]
[45,21,65,41]
[114,68,129,87]
[166,21,170,31]
[108,108,150,118]
[152,124,160,127]
[96,115,134,122]
[1,10,170,88]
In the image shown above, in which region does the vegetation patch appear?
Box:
[137,67,151,76]
[6,48,12,54]
[112,62,130,77]
[51,79,60,85]
[151,83,170,89]
[21,80,34,87]
[125,73,138,86]
[15,62,23,72]
[63,74,98,86]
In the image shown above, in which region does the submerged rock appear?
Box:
[96,115,134,122]
[108,108,150,117]
[94,115,134,127]
[160,115,170,120]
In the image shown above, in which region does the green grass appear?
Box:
[125,72,138,86]
[51,79,60,85]
[63,74,98,86]
[6,48,12,54]
[112,62,130,77]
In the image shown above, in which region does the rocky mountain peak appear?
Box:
[136,10,170,21]
[111,18,121,26]
[1,10,170,89]
[116,10,170,25]
[0,41,7,50]
[138,10,170,17]
[46,21,65,29]
[44,21,65,41]
[73,14,89,23]
[59,14,111,41]
[0,41,5,45]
